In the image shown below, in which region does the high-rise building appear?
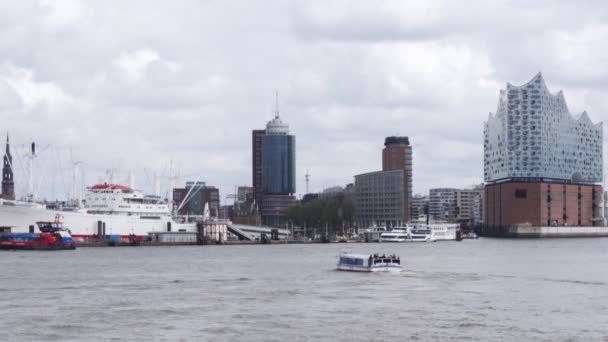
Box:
[261,115,295,194]
[252,96,297,227]
[354,137,413,228]
[484,73,603,227]
[252,129,265,205]
[1,134,14,201]
[382,136,412,220]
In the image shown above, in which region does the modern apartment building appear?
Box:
[410,194,429,222]
[429,188,458,222]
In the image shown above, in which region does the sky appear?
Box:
[0,0,607,202]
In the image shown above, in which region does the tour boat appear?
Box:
[0,215,75,250]
[407,227,436,242]
[427,224,460,241]
[337,252,402,272]
[379,228,409,242]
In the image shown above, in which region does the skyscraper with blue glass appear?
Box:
[254,98,296,227]
[262,116,295,195]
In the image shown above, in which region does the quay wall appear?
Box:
[480,226,608,238]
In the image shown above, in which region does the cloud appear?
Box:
[0,0,605,202]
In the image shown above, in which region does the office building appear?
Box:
[252,129,265,205]
[354,169,408,228]
[455,186,484,225]
[382,136,412,220]
[429,188,458,222]
[410,194,429,222]
[251,97,296,227]
[354,136,413,228]
[172,181,220,217]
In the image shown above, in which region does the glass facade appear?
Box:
[354,169,406,228]
[261,135,295,195]
[484,73,603,184]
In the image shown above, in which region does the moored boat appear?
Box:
[379,228,409,242]
[428,223,460,241]
[0,215,75,250]
[407,227,435,242]
[0,183,197,241]
[336,252,402,272]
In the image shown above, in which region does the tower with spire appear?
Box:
[250,92,296,227]
[1,134,15,200]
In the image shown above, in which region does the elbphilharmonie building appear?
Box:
[484,73,604,228]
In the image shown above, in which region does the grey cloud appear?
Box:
[0,0,606,201]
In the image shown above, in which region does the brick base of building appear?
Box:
[484,181,603,228]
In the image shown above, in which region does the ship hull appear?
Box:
[0,204,197,241]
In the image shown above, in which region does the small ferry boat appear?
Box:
[379,228,409,242]
[0,215,76,250]
[336,252,402,272]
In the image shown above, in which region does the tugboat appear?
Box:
[0,215,76,250]
[337,251,402,272]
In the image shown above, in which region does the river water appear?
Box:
[1,238,608,341]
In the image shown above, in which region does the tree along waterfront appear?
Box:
[287,199,354,238]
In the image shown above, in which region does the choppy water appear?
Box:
[1,238,608,341]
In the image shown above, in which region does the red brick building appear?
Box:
[485,181,603,227]
[381,136,412,221]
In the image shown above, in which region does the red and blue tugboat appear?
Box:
[0,215,76,250]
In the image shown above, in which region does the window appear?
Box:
[515,189,527,199]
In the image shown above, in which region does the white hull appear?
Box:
[337,265,401,272]
[379,238,407,242]
[405,236,435,242]
[0,203,196,239]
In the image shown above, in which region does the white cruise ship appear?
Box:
[428,223,460,241]
[0,183,196,242]
[379,228,409,242]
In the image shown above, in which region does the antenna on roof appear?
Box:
[274,91,280,118]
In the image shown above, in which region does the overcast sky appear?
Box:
[1,0,607,202]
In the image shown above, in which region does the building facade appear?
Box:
[410,194,429,222]
[429,188,458,222]
[261,135,296,194]
[252,101,296,227]
[1,135,14,200]
[354,169,407,228]
[484,73,603,228]
[173,181,220,218]
[382,136,412,221]
[252,130,265,203]
[455,187,484,225]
